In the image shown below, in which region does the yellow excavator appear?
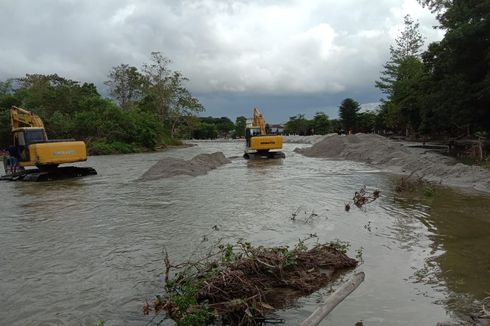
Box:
[1,106,96,181]
[243,107,285,159]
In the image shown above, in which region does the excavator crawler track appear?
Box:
[1,166,97,182]
[243,151,286,160]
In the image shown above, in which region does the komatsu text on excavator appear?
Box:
[1,106,97,181]
[243,107,285,159]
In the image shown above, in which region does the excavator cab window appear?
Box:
[24,129,46,145]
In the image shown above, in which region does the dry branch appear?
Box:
[301,272,365,326]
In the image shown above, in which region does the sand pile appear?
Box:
[140,152,230,181]
[282,135,330,144]
[296,134,490,192]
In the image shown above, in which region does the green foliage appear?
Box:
[355,246,364,263]
[193,117,234,139]
[423,185,435,197]
[138,52,205,135]
[329,239,351,254]
[375,4,490,136]
[105,64,144,109]
[284,112,333,135]
[0,108,10,149]
[168,280,214,326]
[222,244,236,264]
[281,248,297,267]
[312,112,331,135]
[375,15,426,135]
[234,116,247,138]
[285,114,310,135]
[0,53,205,154]
[89,141,137,155]
[357,111,377,133]
[339,98,361,131]
[192,122,218,139]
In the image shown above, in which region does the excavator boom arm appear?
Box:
[252,107,266,135]
[10,106,45,130]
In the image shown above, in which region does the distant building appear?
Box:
[270,124,285,134]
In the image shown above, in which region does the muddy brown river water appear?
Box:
[0,141,489,326]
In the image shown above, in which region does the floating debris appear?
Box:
[351,185,381,209]
[147,238,358,325]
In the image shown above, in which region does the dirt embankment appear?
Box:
[295,134,490,193]
[140,152,230,181]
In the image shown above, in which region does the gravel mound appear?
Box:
[282,134,330,144]
[296,134,490,193]
[140,152,231,181]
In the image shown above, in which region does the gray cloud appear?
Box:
[0,0,443,119]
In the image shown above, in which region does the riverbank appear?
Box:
[295,133,490,194]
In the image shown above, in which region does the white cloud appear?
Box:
[0,0,443,96]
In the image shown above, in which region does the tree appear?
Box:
[105,64,144,109]
[375,15,426,136]
[0,108,10,149]
[375,15,424,97]
[192,122,218,139]
[216,117,235,136]
[330,119,342,133]
[141,52,173,122]
[16,74,85,116]
[339,98,361,132]
[191,116,234,138]
[357,111,377,133]
[312,112,331,135]
[235,116,247,138]
[285,114,309,135]
[165,72,204,137]
[419,0,490,134]
[141,52,204,134]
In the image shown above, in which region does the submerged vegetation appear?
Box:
[394,173,436,198]
[147,238,358,325]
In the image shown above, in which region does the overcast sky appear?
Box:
[0,0,444,122]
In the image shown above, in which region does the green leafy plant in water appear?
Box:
[178,307,214,326]
[423,185,434,197]
[168,280,215,326]
[96,322,105,326]
[276,247,297,268]
[355,246,364,263]
[222,243,236,264]
[329,239,351,254]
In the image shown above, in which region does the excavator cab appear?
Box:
[245,127,261,147]
[12,128,47,162]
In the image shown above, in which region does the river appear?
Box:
[0,141,489,326]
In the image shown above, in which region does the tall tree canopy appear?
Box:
[105,64,144,109]
[419,0,490,134]
[235,116,247,138]
[339,98,361,131]
[375,15,426,135]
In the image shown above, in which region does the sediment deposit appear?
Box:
[296,134,490,192]
[140,152,231,180]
